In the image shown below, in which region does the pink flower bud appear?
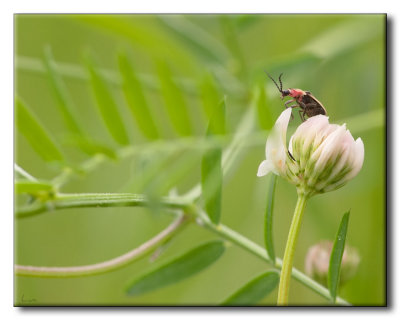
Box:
[305,240,360,286]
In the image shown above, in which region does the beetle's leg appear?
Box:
[284,99,295,108]
[299,110,305,122]
[285,100,300,120]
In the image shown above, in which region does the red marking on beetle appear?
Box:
[288,89,306,100]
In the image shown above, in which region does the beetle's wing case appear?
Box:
[302,92,327,115]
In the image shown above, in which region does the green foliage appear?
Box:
[264,175,277,263]
[328,211,350,302]
[86,53,130,145]
[301,18,382,59]
[156,60,192,136]
[201,100,225,224]
[255,83,274,130]
[118,52,159,140]
[43,46,83,136]
[16,97,64,163]
[158,15,230,63]
[222,271,279,305]
[14,14,385,305]
[15,180,54,195]
[126,241,225,296]
[199,73,225,135]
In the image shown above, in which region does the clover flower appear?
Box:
[257,108,364,196]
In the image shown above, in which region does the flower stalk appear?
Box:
[277,191,308,305]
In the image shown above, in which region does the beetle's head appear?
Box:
[281,89,290,99]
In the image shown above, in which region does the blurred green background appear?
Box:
[15,14,385,306]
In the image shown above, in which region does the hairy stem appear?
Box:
[277,192,308,305]
[15,192,349,305]
[16,193,192,218]
[15,214,188,277]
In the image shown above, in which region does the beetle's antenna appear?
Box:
[264,71,282,93]
[278,73,283,92]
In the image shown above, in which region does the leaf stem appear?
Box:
[15,214,188,277]
[14,192,349,305]
[14,164,38,181]
[277,192,308,305]
[16,192,192,218]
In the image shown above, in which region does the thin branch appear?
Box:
[14,164,38,181]
[15,214,188,277]
[15,193,192,218]
[14,190,350,304]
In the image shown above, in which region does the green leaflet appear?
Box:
[328,211,350,302]
[15,180,54,195]
[126,241,225,296]
[201,147,222,224]
[43,46,83,136]
[201,100,225,224]
[156,60,192,136]
[45,47,117,158]
[70,136,118,160]
[86,54,130,146]
[199,73,225,135]
[301,18,381,59]
[118,53,159,140]
[232,15,262,30]
[222,271,280,305]
[158,16,230,63]
[264,175,277,263]
[74,15,197,74]
[16,97,64,163]
[255,83,274,131]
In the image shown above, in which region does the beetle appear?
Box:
[266,73,327,122]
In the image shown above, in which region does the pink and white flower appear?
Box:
[257,109,364,196]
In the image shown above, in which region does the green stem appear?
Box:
[16,193,192,218]
[15,214,188,277]
[194,206,349,306]
[15,192,349,305]
[277,192,308,305]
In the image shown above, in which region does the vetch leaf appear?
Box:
[264,175,277,263]
[118,52,159,140]
[201,100,225,224]
[43,46,83,136]
[16,97,64,163]
[300,18,382,59]
[15,180,54,195]
[218,15,247,79]
[255,83,274,131]
[156,60,192,136]
[158,16,230,63]
[70,136,118,160]
[328,211,350,302]
[75,15,197,74]
[86,54,130,145]
[232,15,262,30]
[126,240,225,296]
[199,73,225,135]
[222,271,279,305]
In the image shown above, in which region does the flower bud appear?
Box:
[304,240,360,286]
[257,109,364,197]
